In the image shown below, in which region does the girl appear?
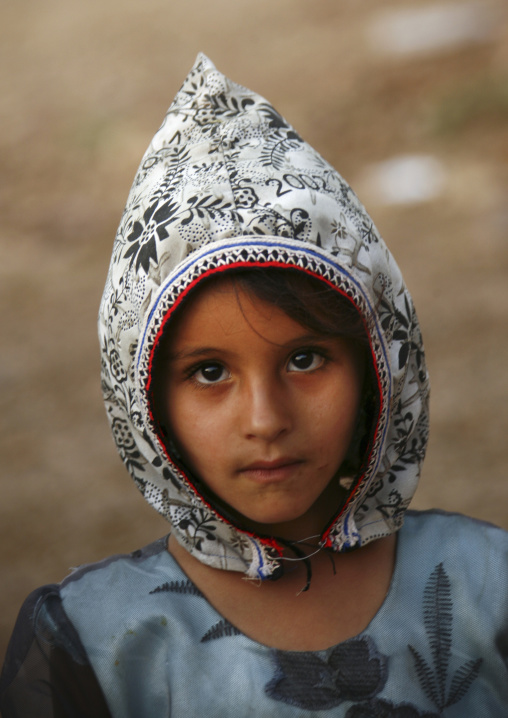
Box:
[1,54,507,717]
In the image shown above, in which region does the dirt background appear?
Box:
[1,0,507,663]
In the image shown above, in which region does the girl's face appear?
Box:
[158,278,365,540]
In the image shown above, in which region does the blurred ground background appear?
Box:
[1,0,507,662]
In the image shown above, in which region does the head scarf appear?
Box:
[99,54,429,580]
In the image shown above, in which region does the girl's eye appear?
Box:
[192,363,230,385]
[287,351,325,372]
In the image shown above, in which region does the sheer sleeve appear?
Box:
[0,585,112,718]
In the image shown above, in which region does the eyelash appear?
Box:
[287,348,328,372]
[184,348,328,387]
[186,362,230,386]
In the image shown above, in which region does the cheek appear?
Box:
[167,391,229,466]
[165,389,199,458]
[319,374,363,442]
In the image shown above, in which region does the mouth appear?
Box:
[238,458,304,483]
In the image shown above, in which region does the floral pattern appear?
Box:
[263,564,481,714]
[144,560,482,714]
[98,53,430,579]
[266,637,387,710]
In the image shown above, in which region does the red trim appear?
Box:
[145,260,384,553]
[321,345,384,546]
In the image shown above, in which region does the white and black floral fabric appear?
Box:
[98,54,429,579]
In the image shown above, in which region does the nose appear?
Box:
[240,376,291,443]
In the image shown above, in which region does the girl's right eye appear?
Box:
[191,362,230,385]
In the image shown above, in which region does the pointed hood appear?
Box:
[98,54,429,580]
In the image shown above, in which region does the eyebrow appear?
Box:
[163,333,334,363]
[165,347,226,362]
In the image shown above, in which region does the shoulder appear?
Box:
[3,584,88,665]
[58,535,190,635]
[0,584,112,716]
[60,535,171,592]
[399,509,508,599]
[403,508,508,548]
[1,584,67,691]
[5,535,172,637]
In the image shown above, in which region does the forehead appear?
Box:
[166,276,313,352]
[155,268,371,362]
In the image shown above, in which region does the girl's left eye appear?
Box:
[287,351,325,372]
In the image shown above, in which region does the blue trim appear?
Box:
[342,512,361,550]
[140,237,389,377]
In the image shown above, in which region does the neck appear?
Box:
[167,531,398,651]
[233,481,350,546]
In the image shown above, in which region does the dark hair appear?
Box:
[228,267,367,345]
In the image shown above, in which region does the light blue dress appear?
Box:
[5,510,502,717]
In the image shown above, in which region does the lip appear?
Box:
[239,458,304,484]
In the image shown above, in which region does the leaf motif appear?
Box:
[398,342,410,370]
[136,236,158,273]
[408,645,440,708]
[153,199,178,224]
[394,306,410,328]
[404,293,412,321]
[393,330,409,341]
[423,563,453,706]
[200,619,242,643]
[381,315,393,331]
[445,658,483,708]
[258,104,288,130]
[241,98,255,111]
[149,580,203,597]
